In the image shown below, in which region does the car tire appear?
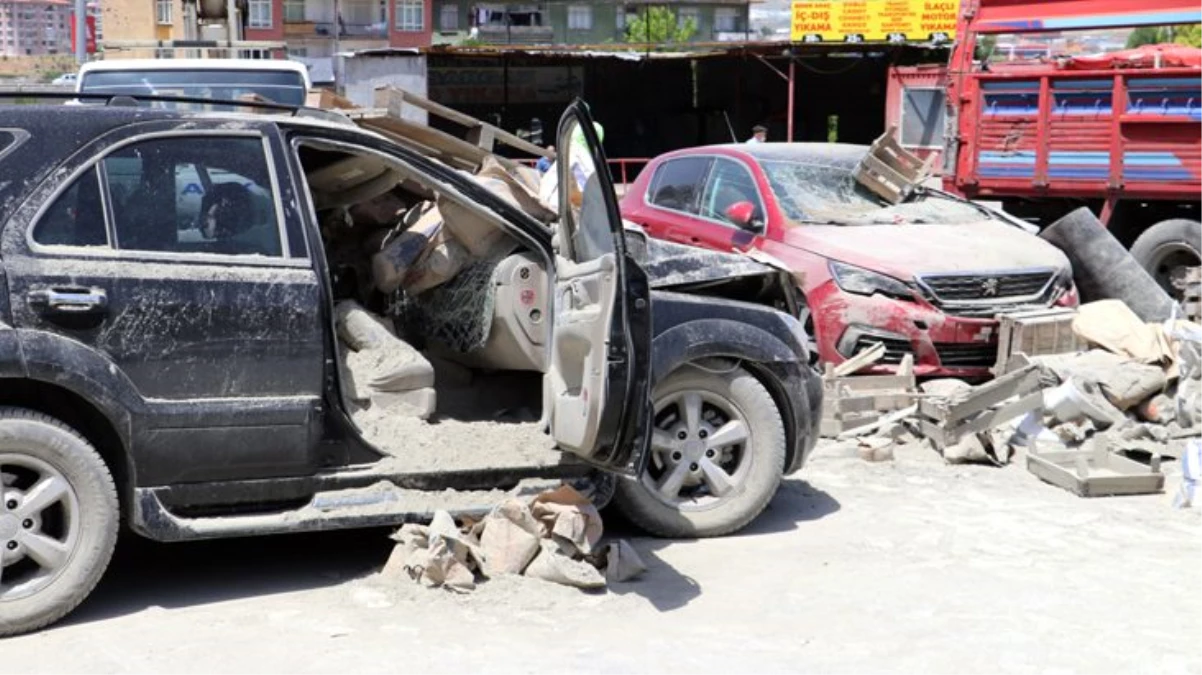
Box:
[612,361,786,538]
[1129,219,1202,299]
[0,408,119,637]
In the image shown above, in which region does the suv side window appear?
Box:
[648,157,711,214]
[104,136,283,257]
[699,158,764,227]
[32,167,109,248]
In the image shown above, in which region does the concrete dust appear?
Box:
[6,439,1199,674]
[351,405,564,473]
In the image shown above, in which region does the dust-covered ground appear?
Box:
[5,440,1200,675]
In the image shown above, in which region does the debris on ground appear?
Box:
[816,296,1202,499]
[379,484,645,592]
[821,354,916,437]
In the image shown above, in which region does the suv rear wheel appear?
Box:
[613,361,786,538]
[0,408,118,637]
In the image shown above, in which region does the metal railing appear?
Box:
[517,157,651,185]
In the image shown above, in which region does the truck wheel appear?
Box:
[0,408,118,637]
[613,361,786,538]
[1130,219,1202,300]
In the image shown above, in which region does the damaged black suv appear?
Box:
[0,99,820,635]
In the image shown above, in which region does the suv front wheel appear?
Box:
[0,408,118,637]
[613,361,786,538]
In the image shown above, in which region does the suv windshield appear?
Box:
[79,69,307,107]
[762,158,983,226]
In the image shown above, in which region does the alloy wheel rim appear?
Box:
[642,389,753,511]
[0,454,81,602]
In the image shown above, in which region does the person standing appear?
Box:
[746,124,768,144]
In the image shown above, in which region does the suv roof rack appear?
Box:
[0,90,358,127]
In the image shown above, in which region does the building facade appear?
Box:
[0,0,72,56]
[100,0,747,58]
[433,1,751,46]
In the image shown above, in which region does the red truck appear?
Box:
[941,0,1201,295]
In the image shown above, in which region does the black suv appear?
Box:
[0,99,820,635]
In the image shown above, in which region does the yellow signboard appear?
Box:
[790,0,959,44]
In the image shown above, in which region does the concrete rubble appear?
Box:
[380,484,646,593]
[820,293,1202,501]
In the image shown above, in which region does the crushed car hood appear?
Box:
[626,229,778,289]
[778,220,1071,279]
[625,224,799,313]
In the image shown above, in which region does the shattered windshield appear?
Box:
[762,158,984,226]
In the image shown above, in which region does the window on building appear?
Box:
[155,0,172,25]
[248,0,272,28]
[567,4,591,30]
[283,0,305,22]
[900,88,947,148]
[395,0,423,31]
[676,6,699,29]
[101,137,283,257]
[439,3,457,30]
[714,6,738,32]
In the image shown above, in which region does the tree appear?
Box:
[1126,24,1202,48]
[974,34,997,61]
[624,6,697,45]
[1172,24,1202,47]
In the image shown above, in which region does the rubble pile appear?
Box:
[380,485,646,592]
[822,297,1202,501]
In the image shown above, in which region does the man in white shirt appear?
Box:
[746,124,767,144]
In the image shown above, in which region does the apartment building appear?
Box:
[433,0,751,45]
[0,0,72,56]
[100,0,747,58]
[101,0,433,56]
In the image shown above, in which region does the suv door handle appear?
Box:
[27,287,109,314]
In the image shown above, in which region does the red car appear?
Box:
[620,143,1079,377]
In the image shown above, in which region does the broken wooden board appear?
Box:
[1027,440,1165,498]
[918,364,1044,449]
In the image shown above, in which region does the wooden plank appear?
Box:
[359,121,480,172]
[834,393,916,415]
[360,116,491,167]
[943,391,1043,441]
[307,89,358,110]
[375,86,551,159]
[833,342,886,377]
[939,365,1041,424]
[386,86,482,128]
[465,125,497,153]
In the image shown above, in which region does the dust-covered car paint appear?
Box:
[621,142,1080,377]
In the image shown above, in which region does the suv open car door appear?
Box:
[546,100,652,474]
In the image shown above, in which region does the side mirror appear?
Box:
[724,201,759,230]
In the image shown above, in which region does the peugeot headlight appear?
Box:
[829,261,912,300]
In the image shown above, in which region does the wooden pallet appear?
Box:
[918,364,1044,450]
[1028,439,1165,498]
[993,307,1083,375]
[306,86,551,173]
[853,125,935,204]
[820,354,916,437]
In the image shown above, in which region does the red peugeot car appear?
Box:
[620,143,1079,377]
